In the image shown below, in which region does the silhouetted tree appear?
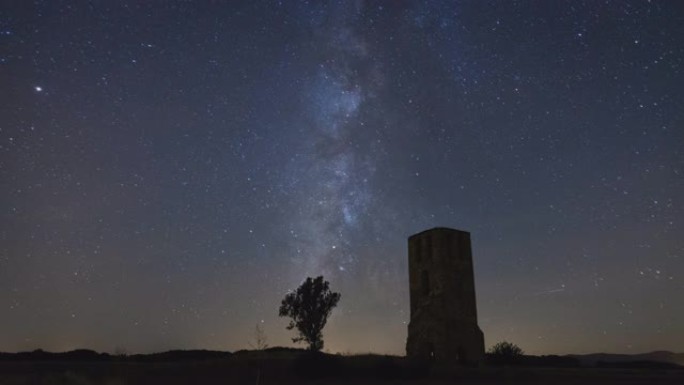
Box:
[279,276,341,351]
[488,341,524,365]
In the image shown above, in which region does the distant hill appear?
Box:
[0,349,232,362]
[0,349,110,361]
[0,348,681,368]
[128,349,233,362]
[568,351,684,367]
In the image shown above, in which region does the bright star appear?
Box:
[34,86,42,92]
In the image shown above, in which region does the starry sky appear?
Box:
[1,1,683,356]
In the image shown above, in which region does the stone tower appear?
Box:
[406,227,484,365]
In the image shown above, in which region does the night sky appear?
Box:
[2,1,683,356]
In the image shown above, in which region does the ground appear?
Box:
[0,352,682,385]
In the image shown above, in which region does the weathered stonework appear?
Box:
[406,227,485,365]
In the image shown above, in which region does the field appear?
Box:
[0,352,682,385]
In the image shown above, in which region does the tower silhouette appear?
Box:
[406,227,484,365]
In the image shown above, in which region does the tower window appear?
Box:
[421,270,430,296]
[427,342,435,360]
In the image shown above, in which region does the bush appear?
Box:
[487,341,524,366]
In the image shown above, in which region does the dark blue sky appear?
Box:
[1,0,683,355]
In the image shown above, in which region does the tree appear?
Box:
[279,276,341,351]
[488,341,524,365]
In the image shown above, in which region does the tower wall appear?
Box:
[406,227,484,365]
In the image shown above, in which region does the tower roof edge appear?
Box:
[409,227,470,239]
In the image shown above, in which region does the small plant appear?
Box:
[248,323,269,350]
[114,346,128,358]
[487,341,524,365]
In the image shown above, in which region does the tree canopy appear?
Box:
[278,276,341,351]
